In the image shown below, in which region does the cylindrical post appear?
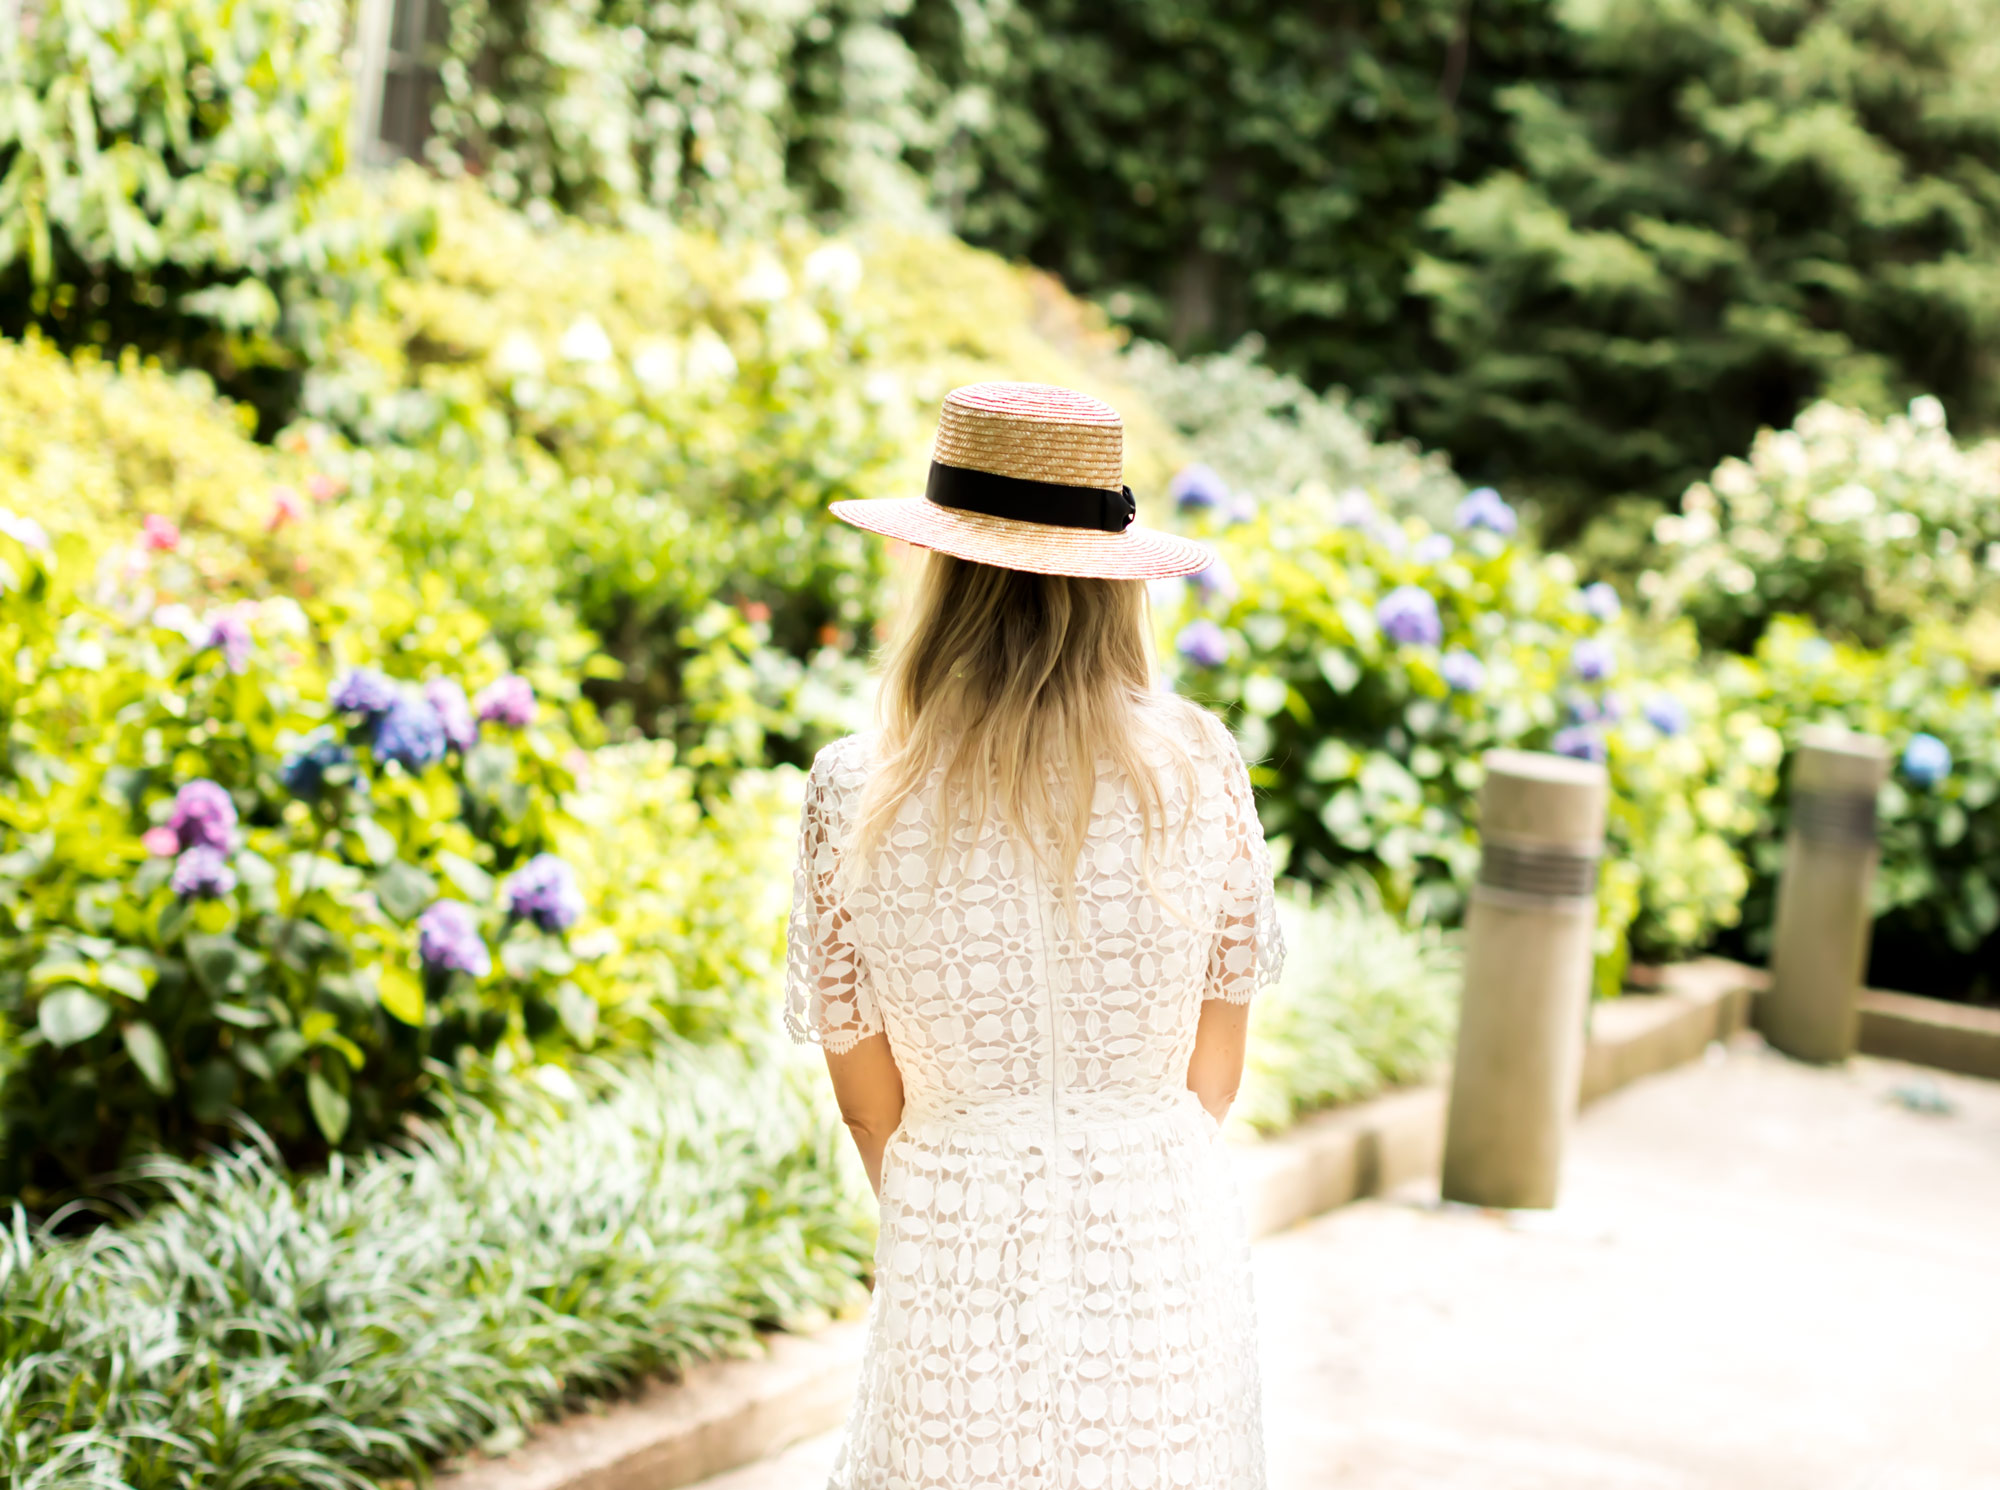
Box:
[1763,726,1889,1064]
[1441,749,1608,1211]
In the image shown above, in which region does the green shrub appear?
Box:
[1726,619,2000,997]
[1236,879,1459,1133]
[1164,480,1776,989]
[317,179,1182,774]
[1645,398,2000,653]
[1119,336,1466,532]
[0,518,605,1202]
[1405,0,2000,542]
[0,1044,870,1488]
[0,0,415,430]
[0,333,379,602]
[425,0,941,229]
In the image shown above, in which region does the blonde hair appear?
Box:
[849,552,1196,908]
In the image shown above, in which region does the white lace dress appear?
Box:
[785,704,1285,1490]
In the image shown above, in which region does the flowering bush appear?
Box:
[1161,478,1777,990]
[1646,398,2000,652]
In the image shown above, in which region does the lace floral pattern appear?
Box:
[786,702,1284,1490]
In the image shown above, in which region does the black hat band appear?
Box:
[925,461,1135,534]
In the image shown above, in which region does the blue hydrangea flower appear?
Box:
[504,853,584,933]
[1440,649,1485,694]
[475,675,536,729]
[1566,691,1603,725]
[1414,534,1454,565]
[1454,486,1518,536]
[1175,619,1229,669]
[1169,463,1231,512]
[1570,638,1616,682]
[1377,586,1442,647]
[424,678,479,753]
[373,692,447,773]
[203,608,254,674]
[1902,733,1951,787]
[331,667,398,719]
[168,780,237,853]
[1643,695,1689,737]
[1190,557,1240,605]
[417,899,492,978]
[1553,725,1607,764]
[1579,582,1622,622]
[280,733,354,801]
[171,846,236,900]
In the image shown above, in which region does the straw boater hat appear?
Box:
[829,382,1214,580]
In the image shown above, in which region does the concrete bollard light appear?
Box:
[1762,725,1890,1064]
[1441,749,1609,1211]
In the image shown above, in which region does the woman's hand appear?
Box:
[825,1032,905,1197]
[1186,998,1248,1129]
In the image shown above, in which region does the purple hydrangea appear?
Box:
[1376,586,1442,647]
[280,733,354,800]
[168,780,237,853]
[1169,463,1231,512]
[1190,557,1240,605]
[202,608,253,674]
[1579,582,1622,623]
[373,692,447,773]
[1570,638,1616,682]
[1175,619,1230,668]
[474,675,536,729]
[1552,725,1607,764]
[1454,486,1518,536]
[332,667,398,719]
[1440,649,1486,694]
[417,899,492,978]
[171,846,236,900]
[1643,695,1689,737]
[1566,691,1602,725]
[1902,733,1951,787]
[503,853,584,933]
[424,678,479,753]
[1413,533,1454,565]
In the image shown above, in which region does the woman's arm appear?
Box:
[825,1032,905,1197]
[1186,997,1248,1128]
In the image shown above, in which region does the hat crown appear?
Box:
[932,382,1125,494]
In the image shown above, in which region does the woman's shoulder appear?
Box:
[806,731,879,800]
[1149,693,1241,767]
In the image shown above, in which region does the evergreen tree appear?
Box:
[1403,0,2000,541]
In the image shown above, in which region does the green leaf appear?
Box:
[353,817,398,867]
[99,960,150,1001]
[307,1068,350,1143]
[264,1029,307,1072]
[436,851,494,902]
[157,897,195,945]
[186,934,251,997]
[377,962,426,1026]
[554,980,598,1046]
[212,1002,272,1029]
[375,859,438,923]
[39,988,111,1048]
[122,1022,174,1095]
[1317,648,1361,693]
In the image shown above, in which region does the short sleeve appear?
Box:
[783,743,884,1053]
[1202,718,1287,1004]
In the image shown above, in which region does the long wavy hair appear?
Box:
[848,552,1198,909]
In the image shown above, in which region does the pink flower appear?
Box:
[266,486,306,531]
[141,826,181,857]
[142,515,180,551]
[305,472,343,503]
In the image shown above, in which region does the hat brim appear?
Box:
[830,497,1214,581]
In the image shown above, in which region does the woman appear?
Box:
[786,381,1285,1489]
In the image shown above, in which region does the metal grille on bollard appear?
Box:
[1763,726,1889,1064]
[1441,749,1608,1211]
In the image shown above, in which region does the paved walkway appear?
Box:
[697,1038,2000,1489]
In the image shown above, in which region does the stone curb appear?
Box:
[1857,987,2000,1081]
[441,958,1764,1490]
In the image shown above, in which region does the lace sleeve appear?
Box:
[1203,720,1287,1005]
[784,743,883,1053]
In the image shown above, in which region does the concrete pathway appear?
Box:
[695,1038,2000,1490]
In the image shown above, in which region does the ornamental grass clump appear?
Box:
[0,1046,872,1489]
